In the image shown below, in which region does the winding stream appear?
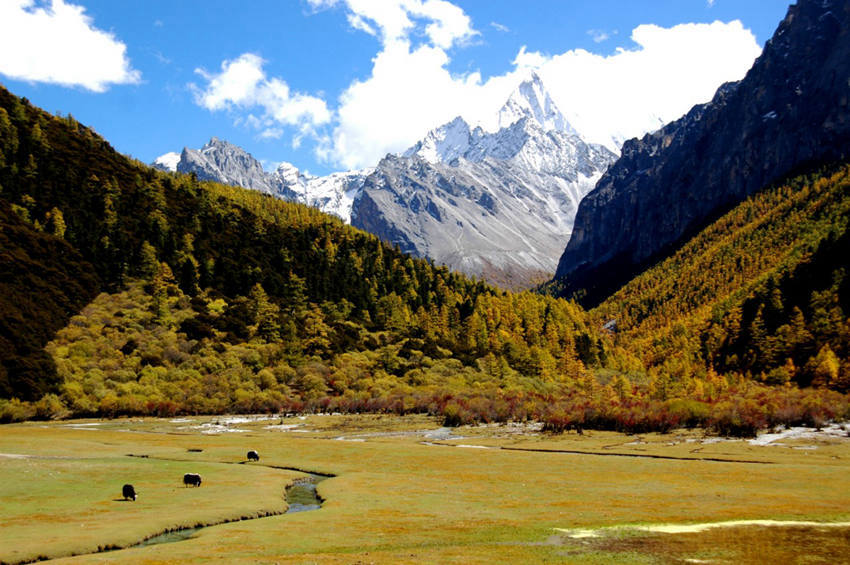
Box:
[284,473,326,513]
[130,472,328,549]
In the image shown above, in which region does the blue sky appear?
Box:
[0,0,792,176]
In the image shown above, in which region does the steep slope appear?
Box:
[354,74,617,288]
[176,137,278,194]
[555,0,850,305]
[593,162,850,390]
[0,202,99,400]
[496,71,578,135]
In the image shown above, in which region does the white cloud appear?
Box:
[204,2,760,170]
[308,0,477,49]
[490,21,509,33]
[329,39,510,169]
[587,29,610,43]
[347,13,377,36]
[0,0,140,92]
[192,53,331,140]
[531,20,761,148]
[325,17,761,168]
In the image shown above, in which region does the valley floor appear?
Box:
[1,414,848,564]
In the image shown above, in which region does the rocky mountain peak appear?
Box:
[403,116,473,164]
[497,71,577,135]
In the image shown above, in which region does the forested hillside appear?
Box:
[0,85,602,407]
[594,164,850,392]
[1,84,848,435]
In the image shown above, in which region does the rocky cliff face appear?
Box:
[555,0,850,305]
[175,137,278,194]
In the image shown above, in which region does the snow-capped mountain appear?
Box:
[153,138,370,223]
[268,163,371,223]
[176,137,278,194]
[153,152,180,172]
[153,73,616,288]
[497,71,577,135]
[353,74,617,287]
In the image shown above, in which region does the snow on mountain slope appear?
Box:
[353,75,617,287]
[152,151,180,172]
[269,163,372,223]
[497,71,577,135]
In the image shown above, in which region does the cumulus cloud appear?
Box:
[0,0,140,92]
[322,9,761,168]
[307,0,477,49]
[192,53,331,140]
[197,1,762,170]
[532,20,762,148]
[310,0,506,168]
[329,40,520,169]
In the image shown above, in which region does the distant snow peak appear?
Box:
[359,71,619,287]
[497,71,577,135]
[153,152,180,172]
[407,72,587,166]
[403,116,473,164]
[152,139,370,223]
[273,161,313,188]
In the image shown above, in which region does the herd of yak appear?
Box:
[121,450,260,501]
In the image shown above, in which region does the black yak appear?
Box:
[247,450,259,461]
[122,484,136,501]
[183,473,202,487]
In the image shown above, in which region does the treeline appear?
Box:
[1,278,842,439]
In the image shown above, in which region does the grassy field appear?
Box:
[1,415,848,564]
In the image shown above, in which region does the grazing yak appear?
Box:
[183,473,202,487]
[247,450,259,461]
[122,484,136,501]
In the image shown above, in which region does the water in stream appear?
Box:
[135,472,326,547]
[285,473,324,513]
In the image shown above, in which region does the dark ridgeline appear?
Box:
[554,0,850,306]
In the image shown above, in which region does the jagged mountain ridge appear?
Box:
[153,138,370,222]
[554,0,850,305]
[354,74,617,287]
[357,110,616,286]
[155,73,616,288]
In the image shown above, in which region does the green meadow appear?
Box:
[1,415,848,564]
